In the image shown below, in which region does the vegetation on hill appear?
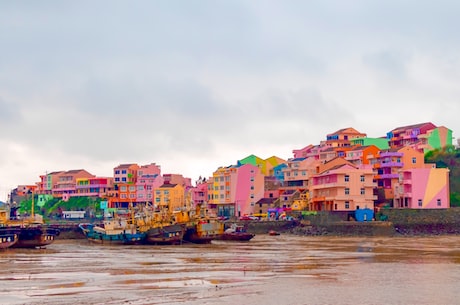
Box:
[19,196,102,219]
[425,145,460,207]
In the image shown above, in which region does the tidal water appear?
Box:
[1,235,459,305]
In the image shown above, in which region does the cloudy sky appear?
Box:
[1,1,459,200]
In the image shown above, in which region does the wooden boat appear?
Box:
[0,227,20,249]
[219,223,254,241]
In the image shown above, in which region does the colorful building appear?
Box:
[154,183,186,212]
[209,163,265,217]
[345,145,381,166]
[350,137,390,150]
[113,164,139,185]
[279,157,319,208]
[75,177,113,198]
[394,166,450,209]
[310,162,376,212]
[386,122,452,152]
[321,127,367,148]
[53,169,95,199]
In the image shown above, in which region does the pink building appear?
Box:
[394,166,450,209]
[136,163,163,204]
[209,163,265,217]
[52,169,95,199]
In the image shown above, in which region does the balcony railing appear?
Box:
[380,162,404,168]
[379,174,399,179]
[380,152,403,158]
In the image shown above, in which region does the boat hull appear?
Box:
[219,232,255,241]
[11,226,60,248]
[79,223,145,245]
[0,227,20,249]
[183,221,224,244]
[146,224,185,245]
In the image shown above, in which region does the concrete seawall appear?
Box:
[51,208,460,240]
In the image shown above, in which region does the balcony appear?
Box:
[380,152,403,158]
[311,182,346,189]
[311,196,326,202]
[380,162,404,168]
[379,174,399,179]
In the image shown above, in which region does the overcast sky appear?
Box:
[1,1,459,200]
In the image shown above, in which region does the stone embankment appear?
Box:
[289,208,460,236]
[51,208,460,239]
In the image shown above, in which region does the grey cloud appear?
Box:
[362,50,411,80]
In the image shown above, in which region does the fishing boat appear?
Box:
[145,223,185,245]
[0,227,20,249]
[11,225,60,248]
[218,223,255,241]
[79,218,145,245]
[1,200,60,248]
[134,204,187,245]
[184,219,224,244]
[182,203,224,244]
[268,230,280,236]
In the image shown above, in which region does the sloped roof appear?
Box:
[390,122,435,133]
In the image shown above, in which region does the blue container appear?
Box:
[355,208,374,222]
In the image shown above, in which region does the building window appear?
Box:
[360,175,365,182]
[437,199,441,206]
[122,177,127,182]
[418,199,422,207]
[412,157,417,164]
[120,186,127,191]
[334,204,337,210]
[345,188,350,195]
[344,175,349,182]
[360,188,365,195]
[345,201,350,209]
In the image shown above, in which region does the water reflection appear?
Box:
[0,235,459,304]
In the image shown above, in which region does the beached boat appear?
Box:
[219,223,255,241]
[1,202,60,248]
[183,218,224,244]
[181,202,224,244]
[146,223,185,245]
[79,219,146,245]
[11,225,60,248]
[0,227,20,249]
[268,230,280,236]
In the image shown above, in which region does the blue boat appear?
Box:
[79,219,146,245]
